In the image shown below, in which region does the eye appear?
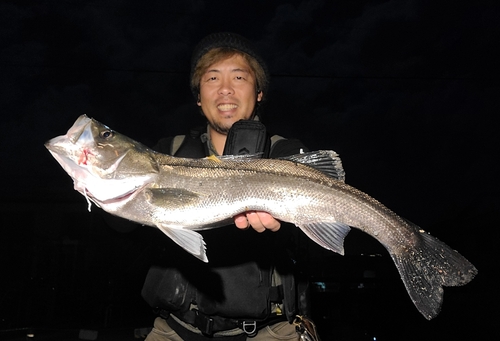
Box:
[100,129,114,139]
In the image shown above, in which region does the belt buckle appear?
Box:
[242,320,257,336]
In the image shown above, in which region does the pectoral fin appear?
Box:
[145,188,201,207]
[157,224,208,262]
[299,222,351,255]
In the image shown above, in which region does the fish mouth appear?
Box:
[84,186,141,206]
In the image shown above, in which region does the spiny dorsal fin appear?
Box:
[205,154,222,162]
[281,150,346,181]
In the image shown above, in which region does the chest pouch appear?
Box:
[223,120,270,157]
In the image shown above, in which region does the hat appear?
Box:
[190,32,269,98]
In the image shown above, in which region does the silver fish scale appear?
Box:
[127,154,421,255]
[45,115,478,320]
[153,161,399,240]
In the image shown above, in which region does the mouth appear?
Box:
[217,103,238,111]
[84,186,140,206]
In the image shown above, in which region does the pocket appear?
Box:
[141,266,191,311]
[196,262,271,318]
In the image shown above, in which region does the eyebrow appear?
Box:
[205,68,250,73]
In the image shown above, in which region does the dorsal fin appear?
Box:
[281,150,346,181]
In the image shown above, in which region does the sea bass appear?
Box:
[45,115,477,320]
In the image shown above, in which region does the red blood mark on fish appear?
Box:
[78,149,90,165]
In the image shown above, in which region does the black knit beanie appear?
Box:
[190,32,269,99]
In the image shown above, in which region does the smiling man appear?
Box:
[142,32,317,341]
[197,54,262,137]
[192,44,266,154]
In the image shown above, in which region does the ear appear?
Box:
[197,94,201,106]
[257,91,263,102]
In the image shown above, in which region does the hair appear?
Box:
[191,47,268,100]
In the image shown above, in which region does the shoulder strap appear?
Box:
[269,135,285,156]
[171,135,186,155]
[172,127,207,158]
[170,126,295,158]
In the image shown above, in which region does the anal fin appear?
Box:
[299,222,351,255]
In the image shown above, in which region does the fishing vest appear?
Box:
[167,120,288,158]
[141,121,310,338]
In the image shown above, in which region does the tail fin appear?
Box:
[390,228,477,320]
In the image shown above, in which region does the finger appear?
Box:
[234,214,249,230]
[256,211,281,232]
[246,211,266,233]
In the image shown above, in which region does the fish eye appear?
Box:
[100,129,114,139]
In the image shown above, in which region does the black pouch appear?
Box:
[195,261,272,318]
[223,120,270,157]
[141,266,192,312]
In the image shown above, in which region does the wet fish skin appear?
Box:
[45,115,477,320]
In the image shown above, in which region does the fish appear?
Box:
[45,114,477,320]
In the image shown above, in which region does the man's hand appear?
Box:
[234,211,281,232]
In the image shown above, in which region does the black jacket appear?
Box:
[141,124,310,338]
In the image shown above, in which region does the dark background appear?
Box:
[0,0,498,340]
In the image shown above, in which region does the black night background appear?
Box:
[0,0,498,340]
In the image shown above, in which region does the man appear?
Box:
[143,32,315,341]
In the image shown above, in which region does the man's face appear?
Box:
[198,54,263,134]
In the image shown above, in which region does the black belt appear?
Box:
[159,308,288,338]
[155,283,286,337]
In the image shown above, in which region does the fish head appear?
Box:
[45,114,158,205]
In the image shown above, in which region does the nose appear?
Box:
[218,78,233,96]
